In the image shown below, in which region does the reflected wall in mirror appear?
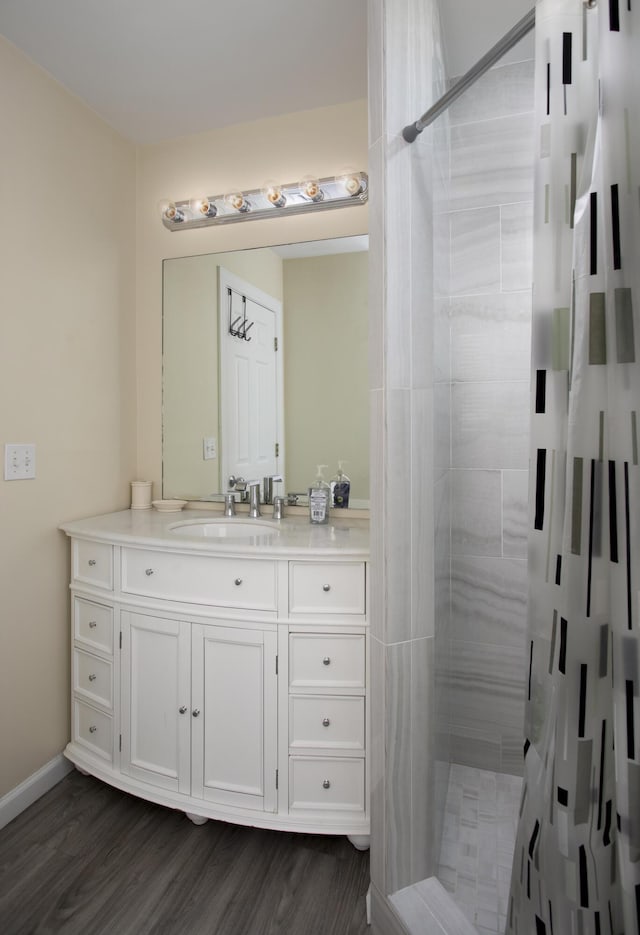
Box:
[162,236,369,506]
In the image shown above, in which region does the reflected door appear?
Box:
[219,269,283,489]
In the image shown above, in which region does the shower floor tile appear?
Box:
[437,764,522,935]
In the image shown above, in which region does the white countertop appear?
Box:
[60,509,369,560]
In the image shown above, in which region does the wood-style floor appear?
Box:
[0,770,370,935]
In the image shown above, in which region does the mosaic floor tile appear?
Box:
[436,764,523,935]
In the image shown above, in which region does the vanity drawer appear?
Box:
[289,562,365,615]
[73,649,113,709]
[73,700,113,761]
[73,597,113,655]
[289,633,365,692]
[289,695,365,753]
[289,756,365,812]
[72,539,113,591]
[121,549,277,611]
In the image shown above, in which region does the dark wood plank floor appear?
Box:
[0,770,370,935]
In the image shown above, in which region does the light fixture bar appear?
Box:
[161,172,368,231]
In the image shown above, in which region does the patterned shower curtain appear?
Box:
[508,1,639,933]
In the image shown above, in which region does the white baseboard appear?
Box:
[0,754,73,831]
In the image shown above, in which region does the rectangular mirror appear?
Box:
[162,236,369,507]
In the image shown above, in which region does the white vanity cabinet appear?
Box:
[61,512,369,846]
[120,612,278,811]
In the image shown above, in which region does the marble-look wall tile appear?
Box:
[385,388,412,644]
[411,387,435,640]
[448,639,526,742]
[502,470,529,560]
[411,637,436,882]
[451,381,530,469]
[450,725,502,773]
[434,208,452,298]
[450,208,501,296]
[369,389,385,641]
[410,138,435,391]
[433,381,451,481]
[501,201,534,293]
[501,733,526,777]
[450,292,531,384]
[433,297,451,385]
[448,59,535,127]
[367,0,384,147]
[448,114,535,212]
[368,138,385,392]
[369,634,387,893]
[385,134,414,389]
[451,470,502,557]
[385,639,414,894]
[450,556,528,648]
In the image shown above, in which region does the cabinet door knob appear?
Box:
[192,708,200,717]
[322,583,331,592]
[322,656,331,666]
[322,717,331,727]
[145,568,154,576]
[88,559,97,567]
[88,620,97,629]
[88,674,97,682]
[89,725,97,733]
[322,779,331,789]
[234,578,243,586]
[179,706,187,714]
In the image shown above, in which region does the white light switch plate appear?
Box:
[203,436,217,460]
[4,443,36,480]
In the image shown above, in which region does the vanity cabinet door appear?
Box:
[191,623,278,813]
[120,611,191,795]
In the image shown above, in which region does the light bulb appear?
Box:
[338,172,364,197]
[262,180,286,208]
[224,191,250,213]
[191,196,217,219]
[299,176,324,202]
[160,200,184,223]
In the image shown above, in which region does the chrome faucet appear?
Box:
[247,480,261,518]
[262,474,283,505]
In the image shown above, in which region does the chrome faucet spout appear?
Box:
[247,480,261,518]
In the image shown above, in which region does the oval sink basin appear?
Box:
[169,519,281,540]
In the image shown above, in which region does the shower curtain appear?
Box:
[508,1,640,933]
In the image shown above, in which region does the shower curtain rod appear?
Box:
[402,6,536,142]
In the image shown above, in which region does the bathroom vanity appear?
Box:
[60,510,369,848]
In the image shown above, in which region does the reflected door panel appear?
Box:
[220,270,282,489]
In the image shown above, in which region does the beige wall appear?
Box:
[0,51,367,799]
[0,38,137,795]
[135,99,368,493]
[283,252,369,498]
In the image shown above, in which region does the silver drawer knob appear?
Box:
[88,621,97,629]
[192,708,200,717]
[322,584,331,592]
[179,706,187,714]
[322,718,331,727]
[322,656,331,666]
[88,559,97,567]
[88,674,97,682]
[145,568,154,576]
[322,779,331,789]
[89,725,97,733]
[234,577,243,586]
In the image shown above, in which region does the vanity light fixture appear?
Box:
[160,172,368,231]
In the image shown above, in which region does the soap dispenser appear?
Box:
[331,461,351,509]
[309,465,331,525]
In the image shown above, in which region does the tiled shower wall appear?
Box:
[442,59,535,777]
